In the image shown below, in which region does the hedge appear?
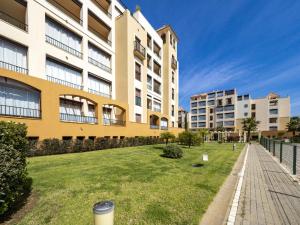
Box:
[0,121,31,216]
[27,136,164,157]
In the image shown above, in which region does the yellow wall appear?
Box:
[0,68,184,139]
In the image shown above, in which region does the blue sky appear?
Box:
[123,0,300,116]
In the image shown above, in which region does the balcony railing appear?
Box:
[171,58,177,70]
[47,75,83,90]
[134,41,146,59]
[0,61,28,74]
[103,118,126,126]
[88,88,111,99]
[88,57,111,73]
[0,105,41,118]
[161,126,168,130]
[150,125,159,129]
[92,0,112,18]
[88,25,111,45]
[60,113,98,124]
[153,107,161,112]
[0,10,28,31]
[46,35,83,58]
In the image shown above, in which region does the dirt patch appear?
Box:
[0,191,38,225]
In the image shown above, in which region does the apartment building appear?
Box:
[236,93,290,133]
[115,8,179,129]
[190,90,290,133]
[190,89,237,131]
[178,107,189,129]
[0,0,182,140]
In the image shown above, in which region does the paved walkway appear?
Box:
[235,144,300,225]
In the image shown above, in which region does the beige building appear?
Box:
[0,0,182,140]
[190,90,290,133]
[236,93,290,133]
[178,107,189,129]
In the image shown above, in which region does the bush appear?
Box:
[160,132,176,145]
[162,144,183,159]
[0,122,31,215]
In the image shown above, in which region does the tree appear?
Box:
[287,117,300,137]
[242,118,260,142]
[160,132,175,145]
[184,114,188,131]
[178,131,199,148]
[198,128,209,144]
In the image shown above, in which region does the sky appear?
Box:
[123,0,300,116]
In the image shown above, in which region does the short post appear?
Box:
[293,146,297,175]
[280,142,283,163]
[93,201,114,225]
[273,141,275,156]
[233,143,236,151]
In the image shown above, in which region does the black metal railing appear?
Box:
[161,126,168,130]
[47,75,83,90]
[134,41,146,58]
[46,35,83,58]
[60,113,97,124]
[0,105,41,118]
[0,10,28,31]
[92,0,112,18]
[47,0,83,25]
[88,25,111,45]
[260,137,300,176]
[88,57,111,73]
[150,125,159,129]
[0,60,28,74]
[103,118,126,126]
[88,88,111,99]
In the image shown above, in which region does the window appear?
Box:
[88,42,111,72]
[147,54,152,69]
[224,113,234,119]
[153,101,161,112]
[135,113,141,123]
[198,115,206,121]
[224,105,234,111]
[208,93,215,99]
[237,96,243,101]
[153,80,161,95]
[153,42,161,58]
[191,109,197,114]
[191,122,197,128]
[210,123,213,128]
[147,75,152,90]
[244,104,248,108]
[251,112,256,118]
[225,89,235,95]
[172,121,175,127]
[135,89,141,106]
[153,61,161,76]
[147,98,152,109]
[217,114,223,119]
[208,100,215,106]
[199,122,206,128]
[88,74,111,98]
[0,37,27,73]
[244,94,249,100]
[172,71,175,83]
[199,108,206,114]
[244,112,248,117]
[191,102,197,108]
[147,34,152,49]
[199,101,206,107]
[269,109,278,115]
[217,92,224,97]
[269,118,278,123]
[217,99,223,106]
[60,98,82,116]
[46,17,82,57]
[161,34,166,43]
[210,116,213,121]
[226,98,232,105]
[191,116,197,121]
[171,105,174,116]
[172,88,174,100]
[46,58,82,89]
[269,126,278,131]
[224,121,235,126]
[135,62,141,81]
[251,104,256,110]
[210,108,214,114]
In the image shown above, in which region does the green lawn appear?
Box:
[18,143,244,225]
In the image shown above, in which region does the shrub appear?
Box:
[83,139,95,152]
[160,132,176,145]
[162,144,183,159]
[40,138,61,155]
[0,122,31,215]
[72,139,84,152]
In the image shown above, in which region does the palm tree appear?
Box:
[287,117,300,137]
[242,118,260,142]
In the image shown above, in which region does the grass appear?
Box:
[17,143,244,225]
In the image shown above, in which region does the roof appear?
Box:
[156,25,179,41]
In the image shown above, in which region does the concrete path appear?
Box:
[235,144,300,225]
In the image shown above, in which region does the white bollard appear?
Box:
[93,201,114,225]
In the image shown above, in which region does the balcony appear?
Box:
[91,0,112,19]
[0,60,28,74]
[0,0,27,31]
[88,89,111,99]
[47,0,82,25]
[88,10,111,45]
[0,105,41,118]
[171,57,177,70]
[134,41,146,60]
[60,113,98,124]
[103,118,125,126]
[88,57,111,73]
[153,42,161,58]
[47,75,83,90]
[153,61,161,76]
[46,35,82,58]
